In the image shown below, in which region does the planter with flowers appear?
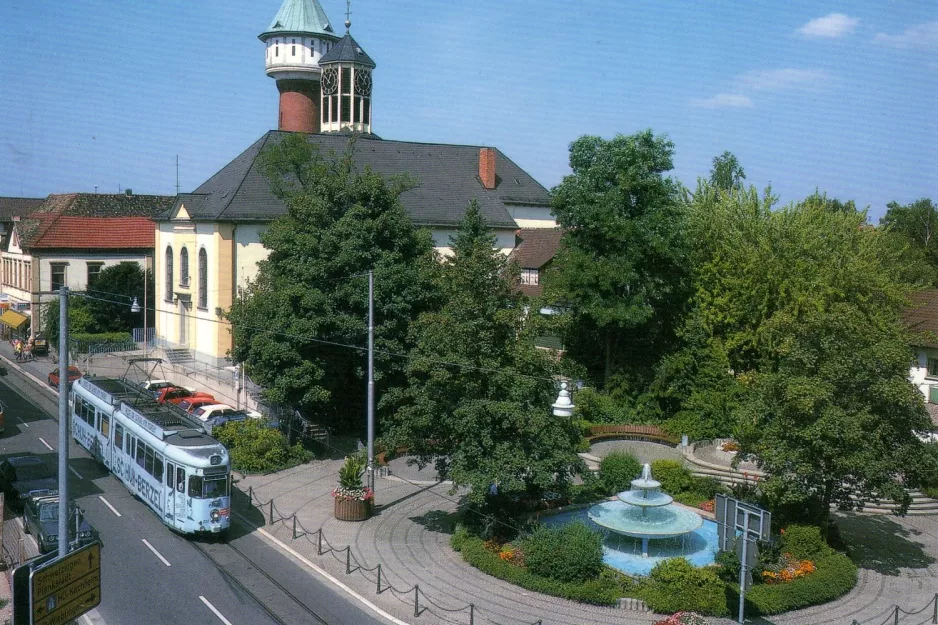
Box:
[333,454,374,521]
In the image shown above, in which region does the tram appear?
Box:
[70,376,231,535]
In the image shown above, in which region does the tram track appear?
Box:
[190,532,331,625]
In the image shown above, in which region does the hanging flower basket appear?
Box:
[333,486,374,521]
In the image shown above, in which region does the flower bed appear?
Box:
[654,612,710,625]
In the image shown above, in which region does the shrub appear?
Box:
[743,553,857,615]
[214,419,312,473]
[451,527,627,605]
[599,451,642,494]
[573,388,624,423]
[521,522,604,583]
[650,460,694,494]
[639,558,729,616]
[780,525,833,560]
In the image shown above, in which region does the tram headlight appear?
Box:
[210,509,221,522]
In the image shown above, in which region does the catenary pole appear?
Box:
[366,270,375,492]
[58,287,70,557]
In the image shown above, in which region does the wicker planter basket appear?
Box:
[334,497,371,521]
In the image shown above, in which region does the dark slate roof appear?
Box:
[0,197,43,222]
[319,33,375,68]
[163,131,551,229]
[906,289,938,348]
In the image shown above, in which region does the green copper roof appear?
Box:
[258,0,336,41]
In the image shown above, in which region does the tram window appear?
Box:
[153,454,164,481]
[99,413,110,438]
[144,446,154,475]
[188,475,203,498]
[176,467,185,493]
[136,440,145,468]
[166,462,174,488]
[203,477,228,498]
[126,435,133,455]
[114,424,123,450]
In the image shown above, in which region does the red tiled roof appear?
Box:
[510,228,563,270]
[26,215,155,249]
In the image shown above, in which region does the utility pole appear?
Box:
[366,270,375,492]
[57,287,70,558]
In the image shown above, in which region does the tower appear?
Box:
[318,12,376,135]
[259,0,339,133]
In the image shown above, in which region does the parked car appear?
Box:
[191,404,240,423]
[47,366,83,388]
[139,380,176,398]
[156,387,215,406]
[23,494,99,554]
[177,397,220,414]
[0,454,57,508]
[203,412,249,433]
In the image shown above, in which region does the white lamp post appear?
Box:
[552,382,574,418]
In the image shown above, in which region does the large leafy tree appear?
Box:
[659,182,934,523]
[709,150,746,191]
[881,198,938,281]
[386,201,581,519]
[545,131,689,388]
[227,134,438,431]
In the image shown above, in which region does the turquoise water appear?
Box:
[540,507,720,577]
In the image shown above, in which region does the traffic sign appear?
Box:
[30,541,101,625]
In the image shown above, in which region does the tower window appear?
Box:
[292,45,296,56]
[292,38,296,56]
[275,46,279,57]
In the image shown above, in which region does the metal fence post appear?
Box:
[414,585,419,617]
[346,547,351,574]
[376,564,382,594]
[247,486,253,510]
[469,603,474,625]
[292,515,297,539]
[268,500,274,525]
[895,606,899,625]
[317,529,323,555]
[933,593,937,624]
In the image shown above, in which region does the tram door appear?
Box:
[173,466,187,524]
[165,462,176,521]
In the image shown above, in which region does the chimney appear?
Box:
[479,148,496,190]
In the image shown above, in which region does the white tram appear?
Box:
[70,376,231,535]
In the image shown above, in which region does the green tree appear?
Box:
[87,262,153,333]
[544,131,689,388]
[386,202,581,520]
[881,198,938,279]
[43,297,97,345]
[227,134,438,431]
[709,150,746,191]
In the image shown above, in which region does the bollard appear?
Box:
[247,486,253,510]
[346,547,351,574]
[414,585,419,617]
[933,593,937,624]
[895,605,899,625]
[376,564,382,594]
[292,516,297,539]
[317,529,323,555]
[469,603,474,625]
[268,500,274,525]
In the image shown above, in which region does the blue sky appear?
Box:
[0,0,935,221]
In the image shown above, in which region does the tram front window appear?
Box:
[188,475,229,499]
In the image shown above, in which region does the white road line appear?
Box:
[199,596,233,625]
[142,539,171,567]
[16,417,29,428]
[98,495,122,517]
[68,466,84,480]
[38,437,53,451]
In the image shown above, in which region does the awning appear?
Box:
[0,309,29,330]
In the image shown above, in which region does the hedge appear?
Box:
[599,451,642,494]
[451,527,630,606]
[638,558,730,617]
[213,419,313,474]
[522,522,604,583]
[743,553,857,615]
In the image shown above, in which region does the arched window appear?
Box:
[164,246,173,301]
[198,248,208,309]
[179,247,189,286]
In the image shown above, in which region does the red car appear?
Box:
[177,397,218,414]
[156,387,215,406]
[47,366,82,387]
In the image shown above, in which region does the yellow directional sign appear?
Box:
[30,542,101,625]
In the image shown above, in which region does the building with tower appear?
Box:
[152,0,560,385]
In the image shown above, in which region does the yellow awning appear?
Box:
[0,309,29,330]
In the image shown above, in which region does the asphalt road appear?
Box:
[0,363,387,625]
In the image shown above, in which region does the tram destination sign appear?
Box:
[30,541,101,625]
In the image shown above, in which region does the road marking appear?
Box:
[16,417,29,428]
[68,466,84,480]
[98,495,122,517]
[199,596,233,625]
[38,437,53,451]
[142,539,171,566]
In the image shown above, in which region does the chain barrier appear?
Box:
[852,594,938,625]
[239,484,551,625]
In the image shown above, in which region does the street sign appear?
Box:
[29,541,101,625]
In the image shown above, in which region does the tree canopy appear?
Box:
[227,134,438,431]
[881,198,938,281]
[709,151,746,191]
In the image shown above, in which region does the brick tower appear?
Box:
[259,0,339,133]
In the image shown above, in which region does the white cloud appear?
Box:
[874,21,938,51]
[689,94,754,109]
[737,68,831,91]
[796,13,859,38]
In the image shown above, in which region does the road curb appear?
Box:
[232,510,412,625]
[0,353,58,398]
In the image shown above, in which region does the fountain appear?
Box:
[587,463,703,558]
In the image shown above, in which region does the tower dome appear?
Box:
[259,0,340,133]
[319,30,376,135]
